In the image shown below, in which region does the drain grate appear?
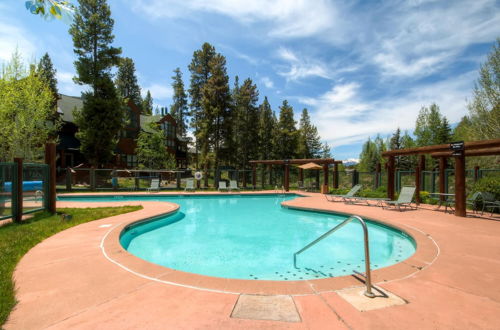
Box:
[231,294,301,322]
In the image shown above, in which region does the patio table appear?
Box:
[429,193,455,213]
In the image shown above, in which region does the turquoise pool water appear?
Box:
[59,194,416,280]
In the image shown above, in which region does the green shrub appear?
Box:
[471,177,500,200]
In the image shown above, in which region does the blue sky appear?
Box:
[1,0,499,160]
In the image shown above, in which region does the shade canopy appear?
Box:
[297,162,323,170]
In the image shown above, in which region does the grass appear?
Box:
[0,205,142,326]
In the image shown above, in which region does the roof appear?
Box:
[57,94,83,123]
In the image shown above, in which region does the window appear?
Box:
[126,154,138,167]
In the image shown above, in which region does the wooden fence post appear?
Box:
[13,158,23,222]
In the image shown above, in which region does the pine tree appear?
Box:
[188,42,216,168]
[438,117,452,144]
[321,142,331,159]
[169,68,189,137]
[115,57,142,108]
[297,108,322,158]
[142,90,153,115]
[400,131,417,170]
[201,53,232,171]
[69,0,123,166]
[257,97,275,161]
[233,77,260,168]
[275,100,298,159]
[389,128,401,150]
[37,52,58,108]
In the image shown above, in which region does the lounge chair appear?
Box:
[147,178,160,193]
[466,192,483,213]
[344,195,390,207]
[229,180,240,192]
[382,186,417,211]
[218,181,228,192]
[184,179,195,192]
[325,184,362,202]
[297,181,305,191]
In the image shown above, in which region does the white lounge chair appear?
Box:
[184,179,195,192]
[229,180,240,192]
[147,178,160,193]
[325,184,362,202]
[382,186,417,211]
[218,181,228,192]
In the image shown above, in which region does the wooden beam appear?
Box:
[322,164,329,192]
[333,163,339,189]
[415,164,421,204]
[431,147,500,158]
[382,139,500,157]
[454,152,466,217]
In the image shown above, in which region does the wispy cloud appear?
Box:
[260,76,274,89]
[276,47,332,81]
[0,22,37,62]
[142,83,173,101]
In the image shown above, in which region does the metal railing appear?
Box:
[293,215,375,298]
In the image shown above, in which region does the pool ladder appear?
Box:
[293,215,375,298]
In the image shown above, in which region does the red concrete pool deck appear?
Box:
[5,191,500,329]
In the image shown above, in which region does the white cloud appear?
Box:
[142,83,173,101]
[304,71,476,148]
[56,71,86,96]
[260,76,274,89]
[276,47,331,81]
[0,22,37,62]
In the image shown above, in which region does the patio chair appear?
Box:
[297,181,305,191]
[229,180,240,192]
[218,181,228,192]
[466,192,483,213]
[382,186,417,211]
[184,179,195,192]
[480,192,500,216]
[344,195,390,207]
[325,184,362,202]
[147,178,160,193]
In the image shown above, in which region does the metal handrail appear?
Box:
[293,215,375,298]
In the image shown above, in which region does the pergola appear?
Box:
[248,158,342,192]
[382,138,500,217]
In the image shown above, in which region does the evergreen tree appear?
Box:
[399,131,417,170]
[321,142,331,159]
[438,117,452,144]
[136,122,176,169]
[169,67,189,137]
[453,116,473,141]
[275,100,298,159]
[389,127,402,168]
[358,138,379,172]
[414,103,451,146]
[201,53,232,171]
[297,108,322,159]
[257,96,275,161]
[69,0,123,166]
[233,77,260,168]
[115,57,142,108]
[37,52,58,108]
[188,42,216,168]
[142,90,153,115]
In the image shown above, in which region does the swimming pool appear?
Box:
[59,194,416,281]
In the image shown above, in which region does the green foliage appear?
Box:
[0,206,141,326]
[142,90,153,115]
[472,177,500,200]
[115,57,142,108]
[321,142,331,159]
[414,103,452,146]
[70,0,123,166]
[232,77,260,168]
[0,51,57,161]
[466,39,500,140]
[169,68,189,137]
[201,53,232,169]
[257,97,276,161]
[297,108,322,159]
[358,135,385,172]
[136,122,176,169]
[399,131,417,170]
[25,0,75,20]
[275,100,298,159]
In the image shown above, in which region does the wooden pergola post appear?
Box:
[415,163,421,205]
[268,164,272,186]
[454,152,466,217]
[474,165,480,182]
[322,164,329,193]
[419,155,426,191]
[252,164,256,189]
[439,157,447,202]
[333,162,339,189]
[375,162,381,188]
[284,163,290,192]
[45,143,56,213]
[387,156,395,200]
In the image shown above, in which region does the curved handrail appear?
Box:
[293,215,375,298]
